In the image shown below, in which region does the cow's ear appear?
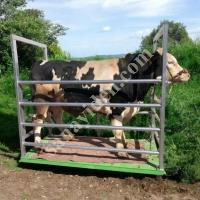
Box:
[156,47,163,55]
[124,53,139,64]
[125,53,133,63]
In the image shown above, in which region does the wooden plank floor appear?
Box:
[32,136,149,164]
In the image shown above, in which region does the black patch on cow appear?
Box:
[30,61,54,80]
[63,89,96,116]
[62,64,101,101]
[81,68,95,80]
[48,89,55,97]
[30,60,87,81]
[109,51,163,117]
[80,67,96,89]
[30,60,87,101]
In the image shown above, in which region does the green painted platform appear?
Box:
[19,137,165,176]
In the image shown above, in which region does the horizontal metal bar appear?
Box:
[18,79,161,85]
[11,34,47,48]
[21,122,160,132]
[23,142,159,155]
[20,101,161,108]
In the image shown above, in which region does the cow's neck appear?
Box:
[115,55,161,102]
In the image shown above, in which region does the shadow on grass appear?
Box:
[0,111,20,155]
[19,162,162,181]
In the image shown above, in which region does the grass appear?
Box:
[165,76,200,182]
[0,71,19,152]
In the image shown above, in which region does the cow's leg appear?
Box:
[61,129,75,141]
[49,107,75,141]
[33,105,49,143]
[111,117,127,157]
[46,107,63,136]
[46,110,54,136]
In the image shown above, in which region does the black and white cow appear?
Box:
[30,48,190,154]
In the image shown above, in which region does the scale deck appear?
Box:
[20,136,165,176]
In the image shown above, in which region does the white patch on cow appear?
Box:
[90,95,112,115]
[52,69,61,81]
[75,59,120,91]
[156,76,162,80]
[40,60,48,65]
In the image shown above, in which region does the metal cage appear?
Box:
[11,24,168,175]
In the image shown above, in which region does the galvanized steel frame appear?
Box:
[11,24,168,171]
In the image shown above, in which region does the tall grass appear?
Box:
[0,71,18,152]
[165,41,200,182]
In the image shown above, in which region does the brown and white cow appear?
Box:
[30,48,190,154]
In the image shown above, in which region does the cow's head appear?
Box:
[155,48,190,82]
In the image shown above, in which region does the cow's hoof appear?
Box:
[36,147,44,154]
[61,130,75,141]
[117,151,128,157]
[34,145,43,154]
[116,143,128,158]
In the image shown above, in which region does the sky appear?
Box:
[27,0,200,57]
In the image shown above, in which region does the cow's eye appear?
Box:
[168,61,174,64]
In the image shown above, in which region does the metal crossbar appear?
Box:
[23,142,159,155]
[20,101,161,108]
[153,27,164,43]
[21,122,161,132]
[11,35,48,60]
[11,24,168,171]
[18,79,161,84]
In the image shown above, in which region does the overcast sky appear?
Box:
[27,0,200,57]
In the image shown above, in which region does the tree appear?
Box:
[140,20,192,50]
[49,42,71,60]
[0,0,26,18]
[0,1,69,74]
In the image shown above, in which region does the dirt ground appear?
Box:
[0,156,199,200]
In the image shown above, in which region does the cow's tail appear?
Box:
[31,94,55,102]
[31,90,64,102]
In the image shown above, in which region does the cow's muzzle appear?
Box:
[171,69,190,82]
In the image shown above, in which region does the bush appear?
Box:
[165,41,200,182]
[169,41,200,74]
[0,7,67,73]
[48,43,71,60]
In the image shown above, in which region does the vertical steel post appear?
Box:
[10,34,49,156]
[10,35,26,156]
[159,24,168,170]
[43,46,48,61]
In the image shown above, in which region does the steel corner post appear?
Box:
[152,24,169,170]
